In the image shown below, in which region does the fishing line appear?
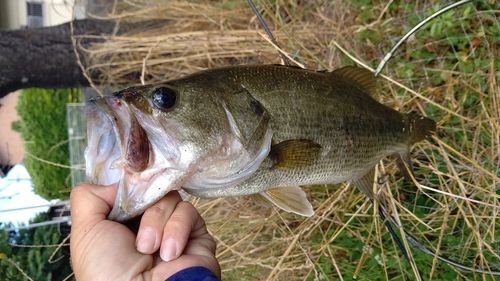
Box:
[247,0,291,66]
[375,200,424,281]
[378,200,500,276]
[374,0,473,76]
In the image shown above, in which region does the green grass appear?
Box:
[0,213,73,281]
[11,1,496,280]
[199,1,500,280]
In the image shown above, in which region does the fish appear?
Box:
[85,64,436,222]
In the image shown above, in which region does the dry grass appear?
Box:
[77,0,500,280]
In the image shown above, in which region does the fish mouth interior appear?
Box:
[86,97,182,222]
[85,102,122,186]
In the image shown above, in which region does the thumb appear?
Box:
[70,183,118,233]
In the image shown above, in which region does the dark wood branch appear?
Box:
[0,19,108,98]
[0,19,168,98]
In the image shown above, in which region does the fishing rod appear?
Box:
[374,0,473,76]
[247,0,291,66]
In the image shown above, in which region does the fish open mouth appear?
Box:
[85,95,162,221]
[86,95,152,182]
[86,91,202,222]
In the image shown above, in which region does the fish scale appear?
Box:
[183,66,409,194]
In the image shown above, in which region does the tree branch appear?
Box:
[0,18,166,98]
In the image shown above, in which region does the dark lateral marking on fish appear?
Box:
[269,139,321,170]
[250,100,265,116]
[126,119,150,172]
[345,130,354,150]
[342,116,355,150]
[342,117,358,150]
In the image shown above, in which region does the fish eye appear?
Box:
[152,87,177,111]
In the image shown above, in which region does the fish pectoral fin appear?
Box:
[332,66,377,96]
[352,167,377,199]
[269,139,321,170]
[260,186,314,217]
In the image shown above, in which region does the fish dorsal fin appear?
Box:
[333,66,377,96]
[259,186,314,217]
[269,139,321,170]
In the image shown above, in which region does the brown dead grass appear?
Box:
[77,0,500,280]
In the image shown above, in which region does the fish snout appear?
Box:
[112,88,143,102]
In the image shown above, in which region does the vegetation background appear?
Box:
[12,88,81,200]
[1,0,499,280]
[1,88,79,280]
[0,213,72,281]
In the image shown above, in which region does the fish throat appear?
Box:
[125,114,150,172]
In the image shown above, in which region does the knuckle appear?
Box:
[175,201,197,218]
[70,184,87,200]
[144,204,169,219]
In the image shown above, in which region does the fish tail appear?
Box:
[408,113,436,145]
[396,113,435,182]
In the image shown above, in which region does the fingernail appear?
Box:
[136,228,157,253]
[160,238,178,262]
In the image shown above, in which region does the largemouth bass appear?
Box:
[85,65,435,222]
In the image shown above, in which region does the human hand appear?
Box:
[70,183,220,280]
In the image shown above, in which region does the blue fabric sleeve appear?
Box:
[165,266,220,281]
